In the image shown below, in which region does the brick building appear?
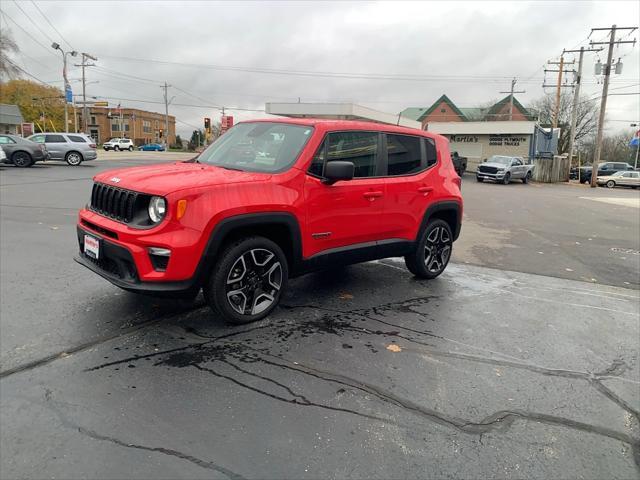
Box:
[77,107,176,146]
[401,94,537,130]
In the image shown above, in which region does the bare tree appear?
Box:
[0,29,21,80]
[580,130,636,165]
[530,93,598,155]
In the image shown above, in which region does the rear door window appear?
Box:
[385,134,423,176]
[68,135,86,143]
[424,138,437,167]
[326,131,379,178]
[30,135,45,143]
[45,135,66,143]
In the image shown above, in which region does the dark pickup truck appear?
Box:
[451,152,467,177]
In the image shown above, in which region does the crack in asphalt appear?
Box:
[42,398,246,479]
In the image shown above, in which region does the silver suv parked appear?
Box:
[28,133,97,166]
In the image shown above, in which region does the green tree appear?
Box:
[0,79,65,132]
[174,134,183,148]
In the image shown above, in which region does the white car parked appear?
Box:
[103,138,134,151]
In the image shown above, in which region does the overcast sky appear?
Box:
[2,1,638,137]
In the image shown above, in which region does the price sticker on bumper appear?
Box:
[84,235,100,259]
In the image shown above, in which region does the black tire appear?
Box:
[128,146,133,151]
[502,172,511,185]
[12,151,33,168]
[522,171,532,184]
[606,180,616,188]
[404,219,453,280]
[476,176,483,182]
[204,236,288,324]
[114,146,120,151]
[65,151,83,166]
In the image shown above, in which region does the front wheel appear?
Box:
[405,219,453,279]
[114,146,120,151]
[204,236,288,324]
[476,176,483,182]
[522,171,532,184]
[502,172,511,185]
[606,180,616,188]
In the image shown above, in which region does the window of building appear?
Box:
[386,134,422,176]
[326,131,379,178]
[44,134,67,143]
[142,120,151,133]
[111,120,129,132]
[155,120,159,129]
[90,116,97,125]
[425,138,437,167]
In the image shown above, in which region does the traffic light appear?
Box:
[204,117,211,130]
[159,129,163,138]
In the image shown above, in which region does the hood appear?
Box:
[481,162,510,169]
[94,162,270,195]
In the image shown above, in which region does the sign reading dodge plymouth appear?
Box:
[489,135,528,146]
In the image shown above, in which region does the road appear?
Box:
[1,155,639,479]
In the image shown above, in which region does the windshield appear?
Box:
[487,156,512,166]
[198,122,313,173]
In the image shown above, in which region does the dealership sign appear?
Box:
[449,135,478,143]
[489,135,528,147]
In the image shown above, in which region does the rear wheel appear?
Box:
[606,180,616,188]
[128,146,133,151]
[12,151,33,168]
[65,151,83,166]
[405,219,453,279]
[502,172,511,185]
[204,236,288,324]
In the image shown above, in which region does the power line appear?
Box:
[0,8,57,57]
[2,58,51,85]
[11,0,55,44]
[30,0,74,50]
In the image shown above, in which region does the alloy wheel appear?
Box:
[424,226,451,274]
[67,153,82,166]
[225,248,282,316]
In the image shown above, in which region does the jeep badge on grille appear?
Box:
[110,177,121,183]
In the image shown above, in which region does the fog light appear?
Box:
[148,247,171,256]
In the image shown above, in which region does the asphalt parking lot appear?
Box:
[1,155,639,479]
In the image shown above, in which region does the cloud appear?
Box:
[3,0,638,136]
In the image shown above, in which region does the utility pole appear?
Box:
[499,78,525,121]
[589,25,637,187]
[546,56,575,128]
[161,82,171,147]
[562,46,603,179]
[76,52,97,133]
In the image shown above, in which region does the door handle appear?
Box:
[417,186,433,194]
[363,191,383,200]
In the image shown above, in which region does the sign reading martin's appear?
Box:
[489,135,528,147]
[449,135,478,143]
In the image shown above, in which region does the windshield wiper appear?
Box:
[216,165,245,172]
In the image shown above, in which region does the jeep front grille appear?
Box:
[90,183,139,223]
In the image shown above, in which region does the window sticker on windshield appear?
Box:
[304,129,311,135]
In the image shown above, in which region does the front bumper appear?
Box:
[476,171,507,180]
[75,225,198,295]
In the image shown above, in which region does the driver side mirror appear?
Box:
[323,161,354,185]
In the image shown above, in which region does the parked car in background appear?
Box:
[597,170,640,189]
[138,143,165,152]
[28,133,97,166]
[103,138,134,151]
[0,145,6,163]
[451,151,467,177]
[476,155,534,184]
[0,134,48,167]
[579,162,635,183]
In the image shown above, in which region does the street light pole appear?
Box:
[51,43,77,132]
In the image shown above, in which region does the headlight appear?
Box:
[148,196,166,223]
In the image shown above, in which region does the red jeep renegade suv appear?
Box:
[75,119,462,324]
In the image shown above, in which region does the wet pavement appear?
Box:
[1,158,639,478]
[1,262,639,479]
